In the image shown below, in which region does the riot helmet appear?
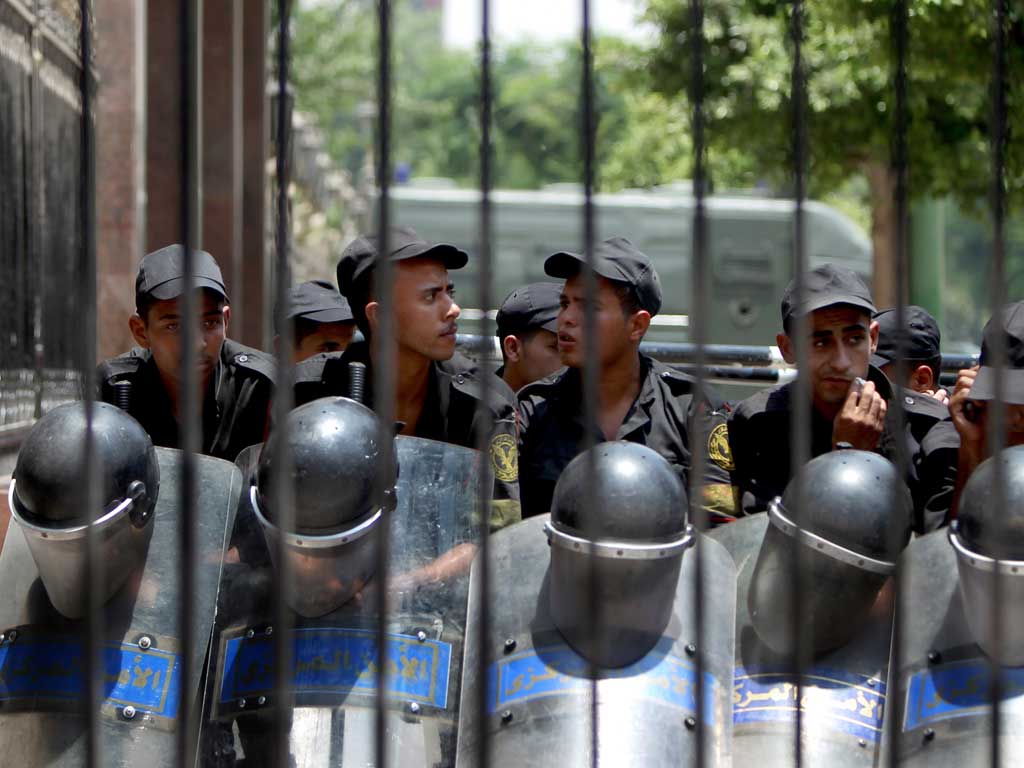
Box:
[8,402,159,618]
[252,396,394,617]
[748,449,911,656]
[544,441,694,668]
[949,445,1024,666]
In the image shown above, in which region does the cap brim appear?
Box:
[392,242,468,270]
[146,276,227,301]
[297,307,354,324]
[544,251,623,284]
[870,353,893,368]
[968,366,1024,405]
[790,294,877,321]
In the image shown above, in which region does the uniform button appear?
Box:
[662,371,672,379]
[455,374,466,384]
[236,354,249,363]
[904,396,914,406]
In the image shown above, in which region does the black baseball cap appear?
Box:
[277,280,354,331]
[780,264,876,328]
[135,244,227,309]
[871,305,941,368]
[544,237,662,316]
[970,301,1024,404]
[495,282,562,337]
[336,226,469,298]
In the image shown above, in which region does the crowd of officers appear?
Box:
[97,230,1024,535]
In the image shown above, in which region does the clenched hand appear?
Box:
[832,378,887,450]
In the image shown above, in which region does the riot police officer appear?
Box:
[728,265,958,530]
[96,244,275,462]
[293,226,521,529]
[457,441,737,767]
[275,279,356,363]
[494,281,563,392]
[517,237,737,524]
[711,448,912,766]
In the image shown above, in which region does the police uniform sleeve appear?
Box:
[914,419,960,532]
[691,395,740,526]
[479,377,523,532]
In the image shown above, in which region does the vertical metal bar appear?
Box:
[686,0,708,763]
[474,0,494,765]
[29,6,44,419]
[987,0,1008,763]
[373,1,395,765]
[787,1,810,765]
[177,0,201,765]
[887,1,910,764]
[579,1,600,764]
[78,2,101,767]
[271,2,296,766]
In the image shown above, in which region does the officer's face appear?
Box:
[292,321,356,363]
[557,275,644,369]
[368,257,461,361]
[506,329,561,389]
[130,289,229,387]
[778,305,878,409]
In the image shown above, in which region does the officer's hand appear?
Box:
[922,387,950,405]
[832,379,886,451]
[950,366,985,448]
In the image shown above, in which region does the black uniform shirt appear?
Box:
[728,365,959,531]
[517,354,738,525]
[293,340,522,530]
[96,339,275,462]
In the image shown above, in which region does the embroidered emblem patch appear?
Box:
[489,434,519,483]
[708,423,735,471]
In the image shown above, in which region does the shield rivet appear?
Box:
[504,638,517,653]
[684,717,697,730]
[501,710,514,724]
[239,698,247,709]
[685,643,697,656]
[265,626,274,636]
[258,696,267,706]
[7,630,15,642]
[0,634,5,644]
[246,629,255,639]
[867,678,877,687]
[927,650,942,665]
[923,728,935,743]
[409,702,421,715]
[416,630,427,642]
[858,739,867,748]
[122,706,136,720]
[138,636,152,650]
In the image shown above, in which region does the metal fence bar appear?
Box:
[473,0,494,764]
[176,1,201,765]
[787,0,811,764]
[78,2,101,767]
[373,1,396,765]
[987,0,1009,763]
[578,1,601,765]
[887,1,910,764]
[686,0,708,763]
[271,2,296,766]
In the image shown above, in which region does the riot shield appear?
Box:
[0,447,241,766]
[889,529,1024,766]
[206,435,482,767]
[455,514,737,768]
[710,515,892,767]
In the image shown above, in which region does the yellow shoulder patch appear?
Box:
[489,433,519,483]
[707,423,735,471]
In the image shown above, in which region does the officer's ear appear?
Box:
[129,313,149,348]
[222,304,231,331]
[869,320,880,352]
[777,333,796,365]
[910,364,935,392]
[502,334,522,363]
[365,301,380,335]
[628,310,651,343]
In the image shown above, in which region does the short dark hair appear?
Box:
[609,280,642,317]
[498,327,542,364]
[137,287,226,324]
